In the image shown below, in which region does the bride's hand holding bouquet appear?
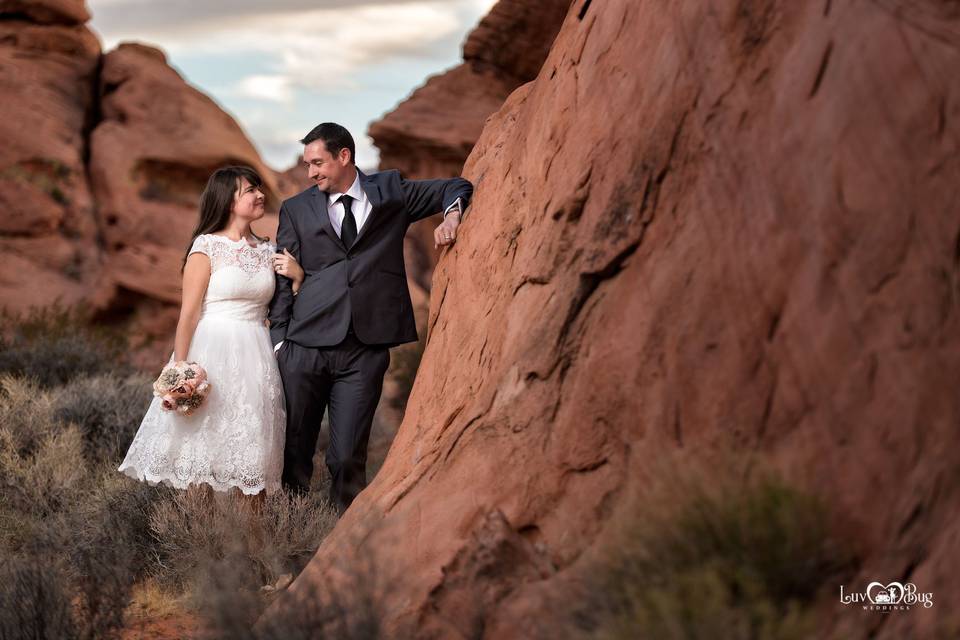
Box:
[153,361,211,416]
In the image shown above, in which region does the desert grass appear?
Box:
[574,461,858,640]
[0,308,343,638]
[0,305,130,388]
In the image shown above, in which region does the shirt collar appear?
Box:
[327,171,364,206]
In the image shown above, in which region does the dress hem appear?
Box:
[118,464,281,496]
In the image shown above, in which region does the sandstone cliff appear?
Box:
[271,1,960,638]
[369,0,569,290]
[368,0,570,445]
[0,0,101,311]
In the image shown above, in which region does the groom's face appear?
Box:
[303,140,352,193]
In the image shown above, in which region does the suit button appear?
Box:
[346,254,352,260]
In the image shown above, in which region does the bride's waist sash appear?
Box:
[199,299,267,323]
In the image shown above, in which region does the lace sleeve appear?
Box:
[188,235,209,257]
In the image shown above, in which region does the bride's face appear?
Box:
[232,177,266,221]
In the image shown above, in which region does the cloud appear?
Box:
[87,0,498,169]
[89,0,440,33]
[92,2,465,92]
[232,74,296,103]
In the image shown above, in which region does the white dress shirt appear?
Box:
[326,172,372,237]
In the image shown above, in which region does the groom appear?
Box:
[268,122,473,513]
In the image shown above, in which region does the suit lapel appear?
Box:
[354,170,382,247]
[311,185,346,252]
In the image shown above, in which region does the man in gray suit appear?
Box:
[268,122,473,513]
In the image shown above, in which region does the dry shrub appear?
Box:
[249,561,388,640]
[0,556,76,640]
[0,307,360,638]
[65,470,170,632]
[577,462,858,640]
[0,306,130,389]
[123,580,187,623]
[0,376,89,552]
[0,372,169,639]
[387,337,424,414]
[149,487,337,596]
[52,372,153,464]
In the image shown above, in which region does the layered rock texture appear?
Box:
[369,0,570,447]
[369,0,569,289]
[0,0,101,311]
[272,0,960,638]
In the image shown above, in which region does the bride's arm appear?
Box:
[173,253,211,362]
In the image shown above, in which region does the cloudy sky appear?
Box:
[87,0,497,171]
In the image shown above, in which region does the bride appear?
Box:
[119,165,303,495]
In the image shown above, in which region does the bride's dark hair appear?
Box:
[182,165,269,270]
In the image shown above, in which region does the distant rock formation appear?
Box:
[87,43,283,359]
[0,3,288,365]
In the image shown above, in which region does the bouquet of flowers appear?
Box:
[153,361,211,416]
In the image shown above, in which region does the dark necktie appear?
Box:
[339,194,357,249]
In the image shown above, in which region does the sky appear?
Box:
[86,0,498,171]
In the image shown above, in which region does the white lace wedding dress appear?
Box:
[118,233,285,495]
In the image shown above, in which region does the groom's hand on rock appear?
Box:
[434,212,460,249]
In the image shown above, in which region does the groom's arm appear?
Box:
[267,203,299,346]
[401,175,473,224]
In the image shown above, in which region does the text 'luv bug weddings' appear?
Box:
[840,581,934,611]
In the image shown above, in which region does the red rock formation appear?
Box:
[269,1,960,638]
[369,0,569,290]
[0,0,568,377]
[89,43,281,300]
[0,0,90,25]
[0,5,292,367]
[0,0,101,312]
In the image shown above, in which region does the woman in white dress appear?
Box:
[119,166,303,495]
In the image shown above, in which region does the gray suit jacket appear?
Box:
[267,169,473,348]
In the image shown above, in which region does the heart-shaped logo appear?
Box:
[867,581,905,605]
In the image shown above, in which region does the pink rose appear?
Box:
[174,379,197,396]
